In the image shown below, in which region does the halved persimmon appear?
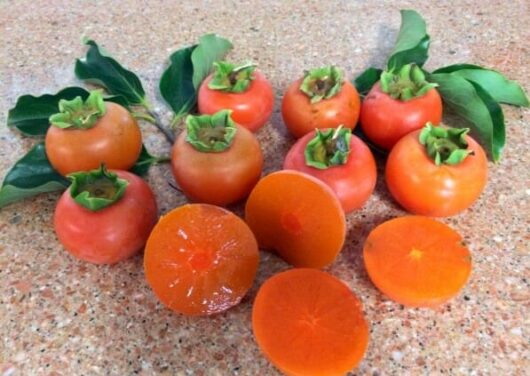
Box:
[144,204,259,316]
[245,170,346,268]
[363,216,472,308]
[252,268,369,375]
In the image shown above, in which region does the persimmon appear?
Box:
[46,90,142,176]
[252,268,369,376]
[198,61,274,132]
[282,66,361,138]
[283,127,376,213]
[144,204,259,316]
[386,124,488,217]
[360,64,442,150]
[54,166,157,265]
[244,170,346,268]
[363,216,472,308]
[171,110,263,206]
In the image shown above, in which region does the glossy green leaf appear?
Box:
[130,144,170,176]
[159,35,232,118]
[387,10,430,70]
[7,87,89,136]
[353,67,382,96]
[104,94,132,109]
[0,143,69,208]
[75,40,146,106]
[470,81,505,161]
[430,72,505,161]
[433,64,529,107]
[191,34,233,89]
[159,45,198,117]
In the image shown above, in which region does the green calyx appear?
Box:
[300,66,344,103]
[185,110,237,152]
[304,126,352,169]
[207,61,256,93]
[68,165,128,211]
[419,123,474,166]
[49,90,106,129]
[380,63,438,101]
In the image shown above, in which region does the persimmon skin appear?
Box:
[144,204,259,316]
[360,83,443,150]
[252,268,369,376]
[281,79,361,138]
[171,125,263,206]
[45,102,142,176]
[386,129,488,217]
[283,131,376,213]
[363,216,472,308]
[54,170,157,265]
[245,170,346,268]
[198,71,274,132]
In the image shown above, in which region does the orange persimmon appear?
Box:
[252,268,369,376]
[244,170,346,268]
[363,216,472,308]
[144,204,259,316]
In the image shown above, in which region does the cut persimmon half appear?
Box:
[245,170,346,268]
[363,216,472,307]
[144,204,259,316]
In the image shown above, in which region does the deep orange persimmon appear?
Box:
[363,216,472,308]
[252,268,369,376]
[46,102,142,176]
[144,204,259,316]
[244,170,346,268]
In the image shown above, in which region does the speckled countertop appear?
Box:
[1,1,529,375]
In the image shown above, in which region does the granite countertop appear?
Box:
[1,1,529,375]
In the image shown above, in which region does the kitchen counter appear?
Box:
[1,1,528,375]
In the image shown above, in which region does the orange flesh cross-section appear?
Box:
[144,204,259,316]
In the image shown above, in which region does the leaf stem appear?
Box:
[170,112,188,129]
[153,156,171,164]
[139,104,175,145]
[132,112,157,123]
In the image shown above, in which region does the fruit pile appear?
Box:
[2,10,527,375]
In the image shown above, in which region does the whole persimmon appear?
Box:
[198,61,274,132]
[45,91,142,176]
[386,123,488,217]
[282,66,360,138]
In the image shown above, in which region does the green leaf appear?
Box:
[104,94,132,109]
[159,45,198,116]
[433,64,529,107]
[471,81,505,160]
[353,67,382,96]
[75,39,146,106]
[130,144,170,176]
[191,34,233,89]
[429,72,505,161]
[159,34,232,118]
[7,87,90,136]
[0,143,69,208]
[387,10,430,70]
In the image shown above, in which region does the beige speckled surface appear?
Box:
[1,1,529,375]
